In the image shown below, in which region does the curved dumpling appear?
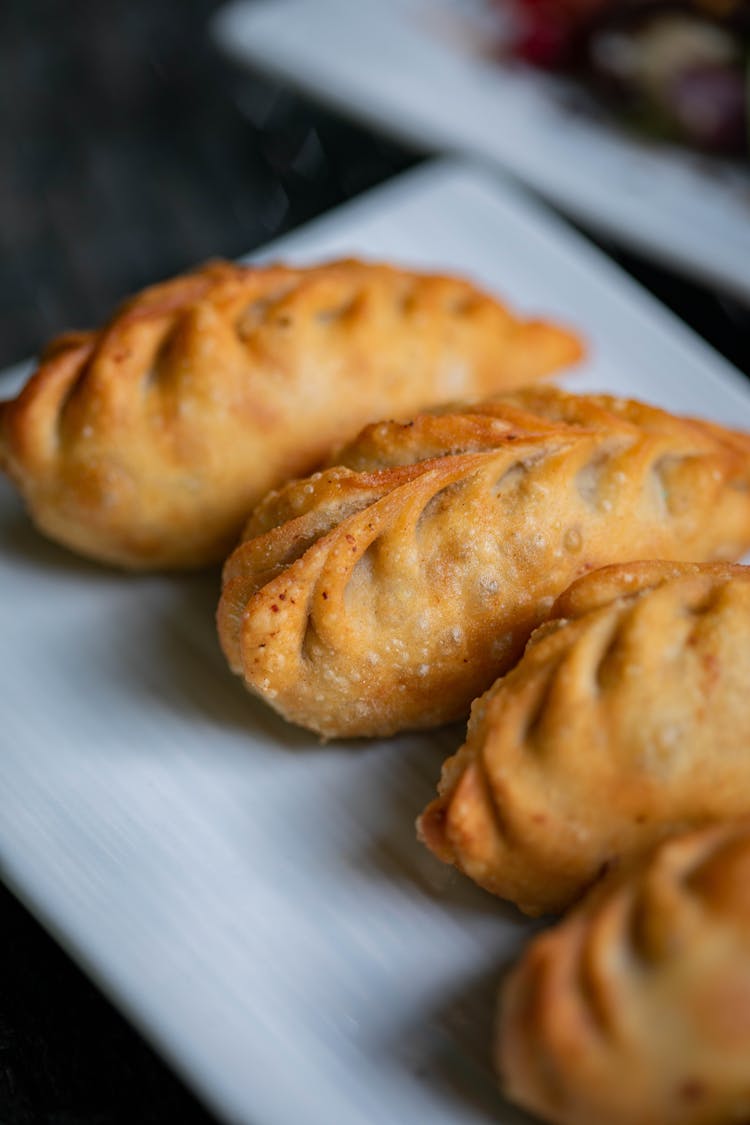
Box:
[0,259,581,569]
[498,820,750,1125]
[218,389,750,738]
[419,561,750,915]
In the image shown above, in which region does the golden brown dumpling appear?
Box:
[419,561,750,915]
[218,389,750,739]
[498,820,750,1125]
[0,259,581,569]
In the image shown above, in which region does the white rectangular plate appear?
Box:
[2,159,750,1125]
[213,0,750,302]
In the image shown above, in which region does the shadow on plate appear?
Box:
[334,728,530,922]
[376,960,539,1125]
[111,569,323,752]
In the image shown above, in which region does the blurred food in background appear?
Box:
[500,0,749,155]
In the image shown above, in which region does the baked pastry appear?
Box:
[218,389,750,738]
[419,561,750,915]
[0,259,582,569]
[498,820,750,1125]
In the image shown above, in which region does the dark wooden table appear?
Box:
[2,2,748,1123]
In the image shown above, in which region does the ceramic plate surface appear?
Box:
[213,0,750,302]
[2,160,750,1125]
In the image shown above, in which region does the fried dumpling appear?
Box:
[218,389,750,738]
[0,259,581,570]
[419,561,750,915]
[498,820,750,1125]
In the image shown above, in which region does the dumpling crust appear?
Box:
[218,389,750,738]
[419,561,750,915]
[498,821,750,1125]
[0,259,582,569]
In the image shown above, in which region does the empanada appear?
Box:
[419,561,750,915]
[498,821,750,1125]
[0,259,581,569]
[218,389,750,738]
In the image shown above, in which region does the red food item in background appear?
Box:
[505,0,609,68]
[500,0,749,157]
[512,1,576,66]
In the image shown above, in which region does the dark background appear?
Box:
[0,0,415,369]
[1,1,749,1123]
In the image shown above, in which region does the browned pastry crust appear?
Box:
[218,389,750,739]
[419,561,750,915]
[498,820,750,1125]
[0,259,582,569]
